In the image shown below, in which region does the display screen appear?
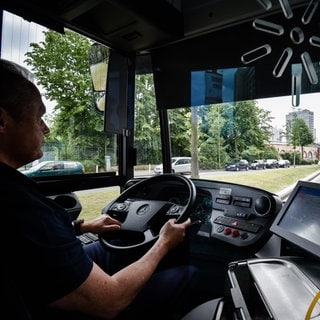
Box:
[270,181,320,259]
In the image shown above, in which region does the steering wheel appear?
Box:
[99,174,197,250]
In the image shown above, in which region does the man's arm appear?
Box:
[51,218,191,319]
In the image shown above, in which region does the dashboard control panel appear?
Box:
[124,177,283,248]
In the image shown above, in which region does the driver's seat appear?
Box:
[181,298,225,320]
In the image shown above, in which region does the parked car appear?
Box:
[265,159,279,169]
[153,157,191,174]
[225,159,249,171]
[21,161,85,177]
[249,160,265,170]
[278,159,290,168]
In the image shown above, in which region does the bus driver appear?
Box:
[0,59,197,320]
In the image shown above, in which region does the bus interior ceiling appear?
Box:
[1,0,313,56]
[3,0,318,110]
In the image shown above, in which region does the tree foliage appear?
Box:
[198,104,229,169]
[134,74,161,164]
[289,117,314,156]
[221,100,272,159]
[24,29,106,167]
[169,108,192,157]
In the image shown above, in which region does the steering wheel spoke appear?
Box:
[119,200,174,232]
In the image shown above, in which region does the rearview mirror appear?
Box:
[89,43,109,113]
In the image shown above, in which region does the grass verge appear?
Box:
[205,166,319,193]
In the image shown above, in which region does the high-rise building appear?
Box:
[286,109,316,141]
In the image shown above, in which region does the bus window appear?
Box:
[1,11,119,185]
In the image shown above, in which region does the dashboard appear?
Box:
[49,177,283,252]
[123,177,283,249]
[50,176,285,301]
[48,176,320,314]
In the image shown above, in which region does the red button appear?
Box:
[224,228,232,235]
[232,230,240,237]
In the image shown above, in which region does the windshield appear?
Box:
[2,9,319,195]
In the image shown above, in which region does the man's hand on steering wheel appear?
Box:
[158,218,192,251]
[80,214,121,234]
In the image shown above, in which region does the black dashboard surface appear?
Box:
[122,177,283,250]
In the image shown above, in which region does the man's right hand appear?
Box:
[158,218,192,250]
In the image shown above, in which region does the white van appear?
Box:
[153,157,191,174]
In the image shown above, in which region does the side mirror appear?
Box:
[89,43,109,113]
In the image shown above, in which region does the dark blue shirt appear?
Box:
[0,162,93,317]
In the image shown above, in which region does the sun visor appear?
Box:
[152,7,320,109]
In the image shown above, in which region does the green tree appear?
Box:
[24,29,106,169]
[283,115,314,166]
[221,100,273,159]
[264,145,279,159]
[198,104,228,169]
[257,108,274,145]
[242,146,266,162]
[134,74,161,164]
[290,117,314,158]
[169,108,192,157]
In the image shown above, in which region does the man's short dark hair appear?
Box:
[0,59,36,120]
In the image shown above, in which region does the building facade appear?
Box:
[270,142,319,161]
